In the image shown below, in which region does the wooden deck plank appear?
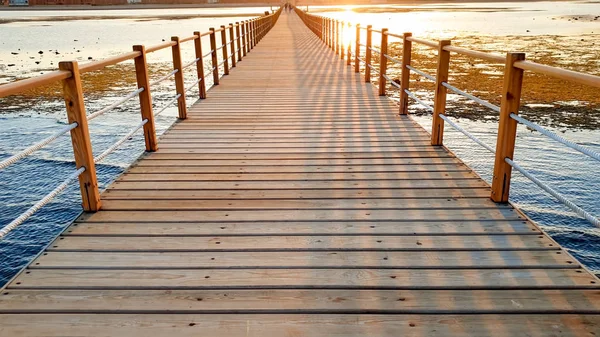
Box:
[0,314,597,337]
[126,163,472,173]
[7,269,596,289]
[108,180,490,190]
[98,198,507,210]
[78,209,523,222]
[116,171,478,182]
[31,250,567,269]
[2,289,599,313]
[64,220,538,236]
[133,157,465,166]
[101,188,491,200]
[46,235,553,252]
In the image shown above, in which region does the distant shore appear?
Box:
[0,0,582,11]
[0,3,276,11]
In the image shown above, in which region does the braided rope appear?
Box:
[94,119,148,164]
[443,82,500,113]
[0,167,85,239]
[182,57,201,70]
[150,69,178,87]
[0,123,77,170]
[439,114,495,153]
[384,54,402,65]
[406,65,436,82]
[185,77,203,94]
[154,94,181,117]
[506,158,599,227]
[404,89,433,112]
[87,87,144,121]
[511,113,600,162]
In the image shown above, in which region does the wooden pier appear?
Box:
[0,10,599,337]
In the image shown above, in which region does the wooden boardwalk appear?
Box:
[1,12,599,337]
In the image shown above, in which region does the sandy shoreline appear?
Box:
[0,0,583,11]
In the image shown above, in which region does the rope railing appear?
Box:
[406,65,436,82]
[0,123,77,170]
[87,87,144,121]
[154,94,182,117]
[94,119,148,164]
[0,166,85,239]
[384,54,402,65]
[182,58,201,70]
[404,89,434,112]
[439,114,496,154]
[185,77,203,93]
[296,8,600,228]
[510,113,600,162]
[150,69,178,87]
[368,47,380,54]
[0,8,284,239]
[506,158,600,227]
[442,82,500,113]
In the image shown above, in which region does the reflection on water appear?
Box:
[0,3,599,285]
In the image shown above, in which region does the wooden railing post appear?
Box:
[491,52,526,203]
[251,20,256,49]
[399,32,413,115]
[328,18,332,49]
[132,45,158,152]
[171,36,187,119]
[335,20,340,55]
[378,28,389,96]
[340,21,345,60]
[59,61,101,212]
[365,25,372,83]
[431,40,452,145]
[244,21,250,53]
[235,22,242,61]
[193,31,207,99]
[321,17,325,42]
[229,24,236,68]
[346,22,352,66]
[354,24,360,73]
[220,25,229,75]
[209,28,219,86]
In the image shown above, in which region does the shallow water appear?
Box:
[0,2,599,285]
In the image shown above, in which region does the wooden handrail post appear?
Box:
[340,21,345,60]
[235,22,242,61]
[244,21,249,53]
[192,31,207,99]
[171,36,187,119]
[431,40,452,145]
[378,28,389,96]
[399,32,413,115]
[251,20,256,49]
[59,61,101,212]
[330,19,334,49]
[365,25,373,83]
[220,25,229,75]
[346,22,352,66]
[321,17,325,42]
[491,52,526,203]
[335,20,340,55]
[209,28,219,86]
[354,24,360,73]
[229,24,236,68]
[132,45,158,152]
